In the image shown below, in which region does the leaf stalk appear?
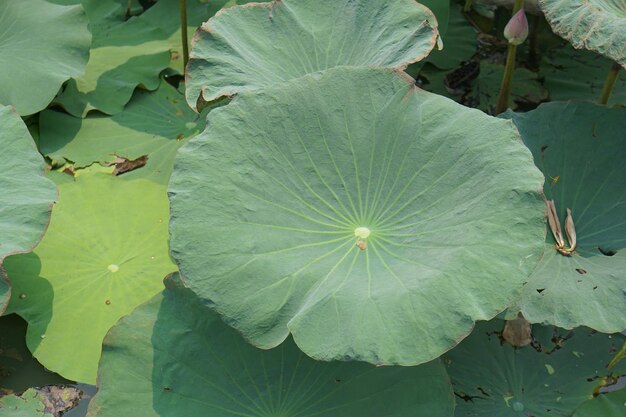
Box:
[495,0,524,115]
[180,0,189,70]
[598,61,621,105]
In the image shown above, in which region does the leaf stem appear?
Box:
[464,0,473,12]
[495,0,524,115]
[598,61,621,105]
[179,0,189,70]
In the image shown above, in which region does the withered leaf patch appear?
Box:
[109,155,149,176]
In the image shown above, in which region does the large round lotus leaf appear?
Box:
[40,82,205,185]
[0,0,90,116]
[539,0,626,67]
[169,67,546,366]
[542,45,626,106]
[185,0,439,110]
[87,274,455,417]
[505,102,626,332]
[3,169,176,383]
[49,0,172,116]
[445,319,626,417]
[0,105,57,314]
[572,389,626,417]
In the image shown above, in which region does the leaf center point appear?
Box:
[354,227,371,239]
[107,264,120,273]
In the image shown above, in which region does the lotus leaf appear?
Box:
[40,82,205,185]
[4,169,176,383]
[0,0,91,116]
[49,0,172,116]
[169,67,545,366]
[445,319,626,417]
[506,102,626,332]
[87,274,455,417]
[185,0,439,110]
[0,105,57,315]
[0,386,81,417]
[539,0,626,67]
[572,389,626,417]
[542,45,626,105]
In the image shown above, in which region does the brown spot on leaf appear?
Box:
[109,155,149,176]
[575,268,587,274]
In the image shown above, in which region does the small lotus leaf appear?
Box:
[0,388,53,417]
[0,0,91,115]
[445,319,626,417]
[87,274,455,417]
[40,82,205,185]
[4,169,176,383]
[572,389,626,417]
[169,67,545,366]
[185,0,439,109]
[506,102,626,332]
[49,0,172,116]
[539,0,626,67]
[0,105,57,314]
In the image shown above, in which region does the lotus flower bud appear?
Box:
[503,9,529,45]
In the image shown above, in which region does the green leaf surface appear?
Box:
[445,319,625,417]
[542,45,626,105]
[0,0,91,116]
[505,102,626,332]
[539,0,626,67]
[185,0,439,109]
[87,274,455,417]
[49,0,172,116]
[40,82,205,185]
[0,105,57,314]
[4,169,176,383]
[169,67,545,366]
[572,389,626,417]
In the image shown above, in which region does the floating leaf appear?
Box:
[539,0,626,67]
[0,386,81,417]
[169,67,545,366]
[0,0,91,115]
[0,105,57,314]
[505,102,626,332]
[87,274,455,417]
[445,319,626,417]
[50,0,171,116]
[185,0,439,109]
[4,169,176,383]
[40,82,205,185]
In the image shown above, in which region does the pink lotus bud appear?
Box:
[503,9,529,45]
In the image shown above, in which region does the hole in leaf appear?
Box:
[598,247,616,256]
[536,288,545,293]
